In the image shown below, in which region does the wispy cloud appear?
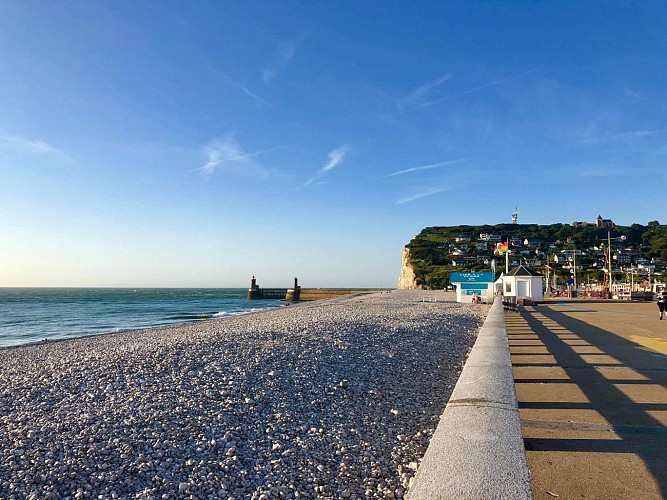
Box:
[396,187,447,205]
[579,128,666,145]
[216,71,274,108]
[628,129,666,138]
[196,137,281,177]
[305,145,350,186]
[576,168,609,178]
[398,74,452,109]
[537,162,626,178]
[0,129,71,159]
[262,36,305,84]
[575,165,623,178]
[383,158,469,177]
[624,86,644,100]
[419,69,537,108]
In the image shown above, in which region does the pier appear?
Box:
[247,276,300,301]
[250,288,289,299]
[247,276,386,302]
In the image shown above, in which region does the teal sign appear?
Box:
[450,272,494,283]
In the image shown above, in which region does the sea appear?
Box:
[0,288,287,348]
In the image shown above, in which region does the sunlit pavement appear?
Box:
[506,301,667,500]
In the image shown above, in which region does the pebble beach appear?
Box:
[0,290,486,499]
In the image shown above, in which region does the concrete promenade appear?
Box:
[506,300,667,499]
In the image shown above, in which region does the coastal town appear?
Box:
[401,214,667,296]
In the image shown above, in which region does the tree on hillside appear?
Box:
[642,223,667,259]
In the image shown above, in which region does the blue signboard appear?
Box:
[450,272,495,283]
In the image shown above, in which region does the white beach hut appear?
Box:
[502,265,544,303]
[494,274,504,295]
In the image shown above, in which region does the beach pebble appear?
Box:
[0,290,483,498]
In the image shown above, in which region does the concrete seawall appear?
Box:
[407,300,532,499]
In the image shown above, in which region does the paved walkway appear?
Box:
[505,300,667,500]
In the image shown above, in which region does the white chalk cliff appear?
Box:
[397,247,420,289]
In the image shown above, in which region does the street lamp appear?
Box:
[622,266,637,292]
[572,246,577,295]
[639,263,655,290]
[565,245,578,296]
[605,231,626,295]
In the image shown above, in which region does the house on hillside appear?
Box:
[475,242,488,251]
[450,254,477,266]
[616,249,643,264]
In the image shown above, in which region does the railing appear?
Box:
[502,296,518,312]
[586,290,612,299]
[257,288,288,299]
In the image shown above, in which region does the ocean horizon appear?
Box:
[0,287,287,348]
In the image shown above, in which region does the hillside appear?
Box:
[401,221,667,289]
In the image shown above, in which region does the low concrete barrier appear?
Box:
[407,300,532,499]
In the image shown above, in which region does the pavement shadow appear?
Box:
[511,306,667,498]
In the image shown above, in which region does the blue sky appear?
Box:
[1,1,666,287]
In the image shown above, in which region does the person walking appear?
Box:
[657,287,667,320]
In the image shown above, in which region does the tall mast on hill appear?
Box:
[512,207,518,224]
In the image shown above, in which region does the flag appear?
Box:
[494,241,509,255]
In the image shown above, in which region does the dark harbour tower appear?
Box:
[248,275,261,299]
[285,277,301,302]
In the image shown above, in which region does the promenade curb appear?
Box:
[407,300,532,500]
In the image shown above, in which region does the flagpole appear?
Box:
[503,237,509,273]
